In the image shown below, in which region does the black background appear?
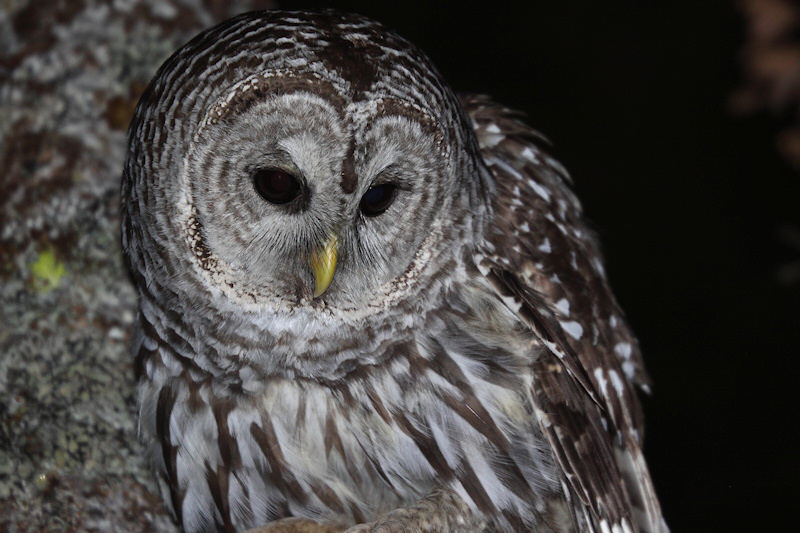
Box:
[280,2,799,530]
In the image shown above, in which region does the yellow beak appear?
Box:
[309,234,338,297]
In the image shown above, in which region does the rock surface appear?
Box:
[0,1,274,530]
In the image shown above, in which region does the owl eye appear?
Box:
[253,169,301,204]
[360,184,397,217]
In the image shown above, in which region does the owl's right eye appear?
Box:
[253,169,301,204]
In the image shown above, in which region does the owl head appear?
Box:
[122,10,491,327]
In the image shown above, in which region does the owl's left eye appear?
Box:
[360,184,397,217]
[253,168,301,204]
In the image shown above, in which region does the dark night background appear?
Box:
[281,1,799,530]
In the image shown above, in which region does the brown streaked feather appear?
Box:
[533,349,632,527]
[450,454,499,517]
[391,410,456,486]
[364,384,393,425]
[210,397,242,527]
[481,266,602,407]
[308,481,346,515]
[155,383,182,519]
[205,460,235,531]
[462,93,665,531]
[324,410,347,460]
[409,336,538,502]
[412,338,519,451]
[250,416,309,507]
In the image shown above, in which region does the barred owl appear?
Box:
[121,10,668,533]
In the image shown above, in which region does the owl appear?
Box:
[121,10,668,533]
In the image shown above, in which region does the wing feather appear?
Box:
[461,94,667,532]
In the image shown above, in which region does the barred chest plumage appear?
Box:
[135,278,566,533]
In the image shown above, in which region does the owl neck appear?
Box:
[135,245,474,391]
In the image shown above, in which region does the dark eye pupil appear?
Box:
[253,169,301,204]
[360,184,396,217]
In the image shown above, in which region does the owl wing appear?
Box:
[461,94,666,533]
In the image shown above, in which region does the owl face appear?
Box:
[122,10,492,379]
[186,86,450,309]
[121,11,489,316]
